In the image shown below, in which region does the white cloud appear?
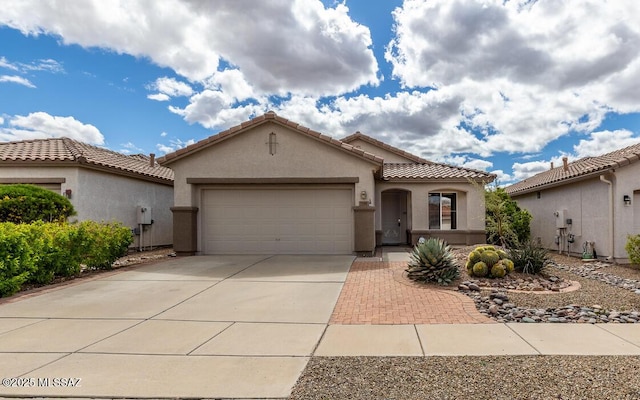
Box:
[511,160,556,182]
[0,0,378,96]
[383,0,640,158]
[0,74,36,88]
[0,112,104,144]
[573,130,640,158]
[148,76,193,98]
[156,138,196,155]
[160,131,167,137]
[0,116,4,125]
[147,93,170,102]
[0,56,19,70]
[119,141,144,154]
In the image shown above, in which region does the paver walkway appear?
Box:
[330,261,493,324]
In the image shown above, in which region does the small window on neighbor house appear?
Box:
[537,191,541,199]
[429,193,457,230]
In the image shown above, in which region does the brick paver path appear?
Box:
[330,261,494,324]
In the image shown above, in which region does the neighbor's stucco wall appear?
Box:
[375,181,486,231]
[0,165,79,195]
[512,176,612,258]
[75,169,173,247]
[346,138,417,163]
[169,121,380,208]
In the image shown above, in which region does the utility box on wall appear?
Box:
[555,209,567,228]
[136,206,152,225]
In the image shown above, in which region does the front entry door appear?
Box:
[381,191,407,245]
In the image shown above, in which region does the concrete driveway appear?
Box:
[0,255,353,399]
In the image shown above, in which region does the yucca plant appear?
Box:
[508,240,549,275]
[406,238,459,285]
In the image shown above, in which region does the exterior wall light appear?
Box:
[624,195,631,206]
[360,190,367,200]
[64,189,72,199]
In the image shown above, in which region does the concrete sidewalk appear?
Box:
[316,323,640,356]
[1,252,640,399]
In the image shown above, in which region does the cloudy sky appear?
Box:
[1,0,639,185]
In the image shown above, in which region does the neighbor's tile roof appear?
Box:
[341,132,429,163]
[505,141,640,195]
[158,111,384,166]
[383,162,495,181]
[0,137,174,183]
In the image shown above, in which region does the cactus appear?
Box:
[491,262,507,278]
[466,245,514,279]
[406,238,459,285]
[468,250,482,264]
[480,250,500,266]
[502,259,515,273]
[472,261,489,277]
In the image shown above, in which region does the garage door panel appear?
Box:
[202,188,353,254]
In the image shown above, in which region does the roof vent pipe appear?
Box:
[149,153,155,168]
[550,161,554,170]
[562,156,568,172]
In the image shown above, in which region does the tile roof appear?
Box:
[505,141,640,195]
[341,132,429,163]
[0,137,174,184]
[158,111,385,166]
[383,162,496,182]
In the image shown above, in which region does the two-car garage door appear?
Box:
[201,188,353,254]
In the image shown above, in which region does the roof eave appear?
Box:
[508,169,613,197]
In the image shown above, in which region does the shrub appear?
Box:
[0,223,38,296]
[406,238,459,285]
[77,221,133,270]
[508,241,550,275]
[467,245,514,278]
[0,184,75,223]
[485,187,531,248]
[0,220,133,297]
[626,234,640,265]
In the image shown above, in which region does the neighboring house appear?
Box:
[505,143,640,263]
[0,137,174,249]
[158,112,494,256]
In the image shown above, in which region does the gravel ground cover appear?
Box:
[290,356,640,399]
[290,249,640,399]
[459,252,640,323]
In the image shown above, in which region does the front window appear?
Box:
[429,193,457,230]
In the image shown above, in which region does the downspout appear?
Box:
[600,174,614,260]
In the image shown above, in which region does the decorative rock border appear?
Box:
[461,288,640,323]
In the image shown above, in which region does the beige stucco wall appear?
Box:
[375,181,486,231]
[346,138,417,163]
[169,121,380,208]
[512,176,613,259]
[0,165,173,247]
[612,164,640,260]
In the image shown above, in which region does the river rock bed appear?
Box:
[457,257,640,323]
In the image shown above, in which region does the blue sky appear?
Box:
[1,0,639,185]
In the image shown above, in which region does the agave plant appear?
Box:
[406,237,459,285]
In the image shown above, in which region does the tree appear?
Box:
[0,184,76,223]
[485,186,531,248]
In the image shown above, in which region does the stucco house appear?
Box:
[0,137,174,249]
[158,112,494,256]
[505,142,640,263]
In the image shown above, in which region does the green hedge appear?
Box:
[0,184,75,223]
[0,221,133,297]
